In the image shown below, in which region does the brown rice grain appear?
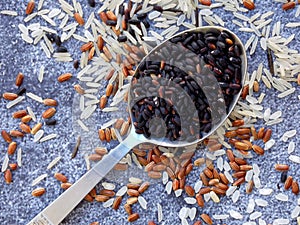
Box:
[26,0,35,15]
[201,213,213,225]
[42,108,56,119]
[12,110,27,119]
[4,169,12,184]
[32,187,46,197]
[7,142,17,155]
[263,129,272,143]
[196,193,204,207]
[15,73,24,87]
[292,180,299,195]
[2,92,18,101]
[98,129,106,141]
[10,130,24,138]
[54,173,68,183]
[21,115,32,123]
[19,123,31,133]
[124,204,132,215]
[58,73,72,82]
[74,12,85,25]
[112,196,122,210]
[43,99,58,106]
[128,213,139,222]
[61,183,72,190]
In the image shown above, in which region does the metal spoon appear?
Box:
[27,26,247,225]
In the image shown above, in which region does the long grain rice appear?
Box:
[32,174,48,186]
[1,154,9,173]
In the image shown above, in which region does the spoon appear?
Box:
[27,26,247,225]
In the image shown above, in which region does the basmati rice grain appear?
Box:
[17,148,22,167]
[21,34,34,44]
[1,154,9,173]
[7,96,25,109]
[40,41,51,58]
[24,12,38,22]
[47,156,62,169]
[26,92,43,103]
[18,24,28,35]
[250,36,258,55]
[278,88,296,98]
[0,10,18,16]
[157,203,163,222]
[39,133,57,142]
[32,174,48,186]
[48,8,61,18]
[38,65,45,83]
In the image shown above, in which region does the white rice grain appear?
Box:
[275,193,288,201]
[1,154,9,173]
[7,96,25,109]
[34,130,44,143]
[103,198,114,208]
[229,210,243,220]
[250,211,262,220]
[255,198,268,207]
[47,156,62,169]
[39,133,57,142]
[184,197,196,205]
[288,141,295,154]
[213,214,229,220]
[32,174,48,186]
[0,10,18,16]
[259,188,273,196]
[278,87,296,98]
[157,203,163,222]
[138,196,147,210]
[165,181,172,195]
[17,148,22,167]
[232,190,240,203]
[116,186,128,196]
[289,155,300,164]
[38,65,45,83]
[291,206,300,219]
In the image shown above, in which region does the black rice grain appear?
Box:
[130,29,244,142]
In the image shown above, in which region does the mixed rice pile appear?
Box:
[1,0,300,224]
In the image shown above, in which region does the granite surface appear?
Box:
[0,1,300,225]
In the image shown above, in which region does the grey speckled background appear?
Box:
[0,1,300,225]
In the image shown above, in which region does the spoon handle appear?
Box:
[27,136,142,225]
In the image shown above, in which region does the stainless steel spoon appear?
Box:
[27,26,247,225]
